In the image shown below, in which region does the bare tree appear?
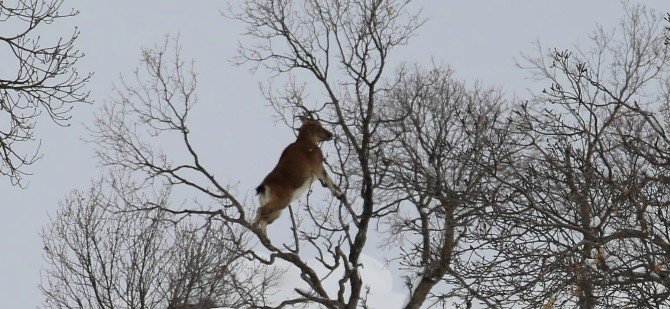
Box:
[40,177,275,309]
[377,64,509,308]
[466,4,670,308]
[0,0,91,185]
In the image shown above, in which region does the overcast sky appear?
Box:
[3,1,670,308]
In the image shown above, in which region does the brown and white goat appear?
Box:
[253,117,343,235]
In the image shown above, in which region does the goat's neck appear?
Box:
[296,133,319,147]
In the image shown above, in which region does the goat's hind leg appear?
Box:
[253,185,272,232]
[254,195,290,236]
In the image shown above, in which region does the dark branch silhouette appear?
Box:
[0,0,91,185]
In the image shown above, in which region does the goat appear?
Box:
[253,117,343,236]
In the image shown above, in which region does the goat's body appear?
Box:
[259,140,324,193]
[254,119,342,235]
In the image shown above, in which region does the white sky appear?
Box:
[2,1,670,308]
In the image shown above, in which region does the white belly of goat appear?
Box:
[292,176,313,201]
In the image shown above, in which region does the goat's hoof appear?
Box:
[254,221,268,238]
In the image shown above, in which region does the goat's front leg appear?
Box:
[317,168,344,199]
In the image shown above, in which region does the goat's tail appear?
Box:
[255,184,265,195]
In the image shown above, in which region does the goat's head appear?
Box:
[297,116,333,142]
